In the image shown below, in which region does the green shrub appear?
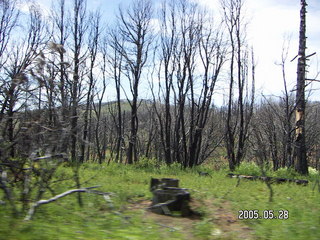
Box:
[307,167,320,182]
[133,157,162,170]
[234,162,263,176]
[273,167,300,179]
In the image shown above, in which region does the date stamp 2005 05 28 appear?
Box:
[238,210,289,220]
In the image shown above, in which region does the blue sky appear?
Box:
[20,0,320,103]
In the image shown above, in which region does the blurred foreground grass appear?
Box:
[0,161,319,240]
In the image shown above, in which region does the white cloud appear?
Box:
[17,0,51,17]
[17,2,30,13]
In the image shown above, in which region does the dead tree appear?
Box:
[1,4,46,158]
[221,0,255,171]
[92,36,108,164]
[151,0,225,167]
[272,39,296,169]
[279,39,295,168]
[80,11,101,163]
[69,0,90,207]
[294,0,308,175]
[153,0,177,165]
[108,28,125,163]
[70,0,88,163]
[116,0,153,164]
[186,16,226,167]
[51,0,70,134]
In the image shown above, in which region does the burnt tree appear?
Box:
[294,0,308,175]
[221,0,255,171]
[116,0,153,164]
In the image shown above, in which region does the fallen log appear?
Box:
[227,173,308,185]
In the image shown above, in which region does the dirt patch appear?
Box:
[208,199,254,239]
[127,199,201,239]
[127,198,254,240]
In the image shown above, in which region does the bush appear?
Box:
[234,162,263,176]
[273,167,300,179]
[307,167,320,182]
[133,157,162,170]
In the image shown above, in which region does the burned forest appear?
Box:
[0,0,319,239]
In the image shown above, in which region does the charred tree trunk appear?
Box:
[80,13,100,163]
[51,0,70,154]
[224,0,237,171]
[128,97,138,164]
[222,0,254,171]
[295,0,308,175]
[5,81,17,158]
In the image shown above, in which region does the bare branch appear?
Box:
[24,186,113,221]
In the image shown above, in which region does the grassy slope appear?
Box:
[0,162,319,240]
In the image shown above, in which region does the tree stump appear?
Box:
[150,178,179,191]
[149,178,191,217]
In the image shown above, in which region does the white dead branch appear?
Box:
[24,186,114,221]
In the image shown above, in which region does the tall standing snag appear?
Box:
[295,0,308,175]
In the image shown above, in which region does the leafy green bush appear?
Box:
[133,157,162,170]
[273,167,301,179]
[234,162,263,176]
[307,167,320,182]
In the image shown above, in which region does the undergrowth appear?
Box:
[0,160,319,240]
[233,161,319,181]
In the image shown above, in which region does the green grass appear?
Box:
[0,161,319,240]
